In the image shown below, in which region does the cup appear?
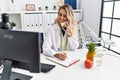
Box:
[82,36,92,48]
[94,53,103,68]
[38,7,41,11]
[85,36,92,44]
[45,6,48,10]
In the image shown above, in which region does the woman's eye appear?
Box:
[64,15,67,18]
[59,13,62,16]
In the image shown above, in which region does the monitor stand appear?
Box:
[0,60,32,80]
[10,72,32,80]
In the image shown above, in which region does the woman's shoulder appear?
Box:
[51,24,59,29]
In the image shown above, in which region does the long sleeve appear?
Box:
[43,28,57,57]
[67,37,79,50]
[67,25,79,50]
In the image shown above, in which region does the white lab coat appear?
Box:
[43,24,79,57]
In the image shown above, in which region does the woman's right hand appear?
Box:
[54,52,67,61]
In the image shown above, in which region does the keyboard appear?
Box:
[41,63,56,73]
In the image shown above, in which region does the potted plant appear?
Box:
[11,21,16,29]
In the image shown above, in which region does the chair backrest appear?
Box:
[77,21,85,48]
[77,21,101,48]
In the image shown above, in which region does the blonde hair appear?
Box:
[55,4,78,41]
[55,4,76,25]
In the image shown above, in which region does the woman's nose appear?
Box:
[60,16,64,20]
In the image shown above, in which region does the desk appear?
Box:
[9,49,120,80]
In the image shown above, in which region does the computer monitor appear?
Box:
[0,29,43,80]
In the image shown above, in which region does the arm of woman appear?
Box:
[68,37,79,50]
[67,26,79,50]
[43,28,57,57]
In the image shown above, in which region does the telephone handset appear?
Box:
[61,21,70,27]
[61,22,66,27]
[61,21,70,31]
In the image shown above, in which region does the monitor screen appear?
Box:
[0,29,43,80]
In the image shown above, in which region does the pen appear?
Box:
[69,59,80,66]
[57,48,60,51]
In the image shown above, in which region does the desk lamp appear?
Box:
[0,13,12,30]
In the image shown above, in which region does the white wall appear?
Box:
[0,0,102,37]
[0,0,59,11]
[79,0,102,36]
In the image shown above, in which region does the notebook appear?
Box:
[46,53,80,67]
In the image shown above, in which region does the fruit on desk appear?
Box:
[86,42,96,61]
[84,59,93,68]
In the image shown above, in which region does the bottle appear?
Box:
[0,13,12,29]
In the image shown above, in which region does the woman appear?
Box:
[43,4,79,60]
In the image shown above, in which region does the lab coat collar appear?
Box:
[54,24,60,30]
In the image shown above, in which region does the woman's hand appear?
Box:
[54,52,67,60]
[64,23,72,37]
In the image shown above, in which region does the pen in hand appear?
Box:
[54,48,67,60]
[54,52,67,61]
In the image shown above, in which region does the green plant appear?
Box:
[87,42,95,52]
[11,21,16,27]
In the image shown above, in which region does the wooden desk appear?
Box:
[9,49,120,80]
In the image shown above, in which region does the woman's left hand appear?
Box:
[64,23,72,37]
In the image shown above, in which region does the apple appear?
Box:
[84,59,93,68]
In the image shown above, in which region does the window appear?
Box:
[100,0,120,54]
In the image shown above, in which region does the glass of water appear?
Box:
[94,53,103,68]
[82,36,92,48]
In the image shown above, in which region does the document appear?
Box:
[46,53,80,67]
